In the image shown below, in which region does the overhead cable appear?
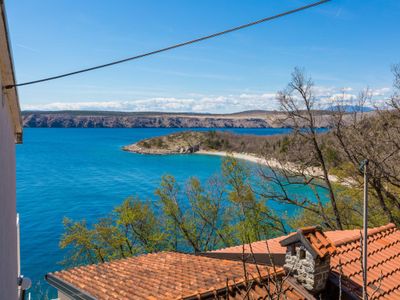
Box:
[6,0,330,89]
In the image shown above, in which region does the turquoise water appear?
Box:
[16,128,321,297]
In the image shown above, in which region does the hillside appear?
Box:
[21,110,350,128]
[122,130,279,155]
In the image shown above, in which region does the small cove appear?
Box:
[17,128,328,298]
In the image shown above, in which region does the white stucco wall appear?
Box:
[0,92,18,299]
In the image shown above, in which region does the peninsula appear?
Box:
[122,130,274,155]
[123,130,349,184]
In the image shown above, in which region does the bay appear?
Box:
[16,127,322,298]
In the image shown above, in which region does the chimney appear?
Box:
[279,226,336,294]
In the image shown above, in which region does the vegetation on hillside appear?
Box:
[60,66,400,267]
[131,130,284,154]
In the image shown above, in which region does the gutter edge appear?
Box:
[45,273,97,300]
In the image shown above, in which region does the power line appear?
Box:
[6,0,330,89]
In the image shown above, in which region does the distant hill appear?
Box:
[21,110,354,128]
[325,105,375,113]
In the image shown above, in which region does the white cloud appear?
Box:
[371,87,391,97]
[326,93,357,102]
[313,86,336,96]
[23,101,126,111]
[22,86,393,113]
[341,87,353,92]
[23,93,280,113]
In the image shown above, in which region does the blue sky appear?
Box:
[7,0,400,113]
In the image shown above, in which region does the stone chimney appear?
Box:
[279,226,336,294]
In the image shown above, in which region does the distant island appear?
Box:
[21,110,355,128]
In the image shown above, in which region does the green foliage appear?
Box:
[60,218,104,266]
[60,198,169,266]
[323,145,340,168]
[155,175,235,252]
[155,139,164,148]
[222,157,285,241]
[60,157,285,266]
[115,198,167,253]
[288,180,398,230]
[204,131,222,149]
[142,141,150,148]
[279,136,290,153]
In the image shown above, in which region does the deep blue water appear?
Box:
[16,128,324,297]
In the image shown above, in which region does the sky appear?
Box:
[6,0,400,113]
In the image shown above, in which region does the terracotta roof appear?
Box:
[280,226,336,259]
[47,251,311,300]
[305,227,337,257]
[47,224,399,299]
[330,223,400,299]
[210,235,289,255]
[209,229,353,256]
[208,227,389,256]
[207,224,400,299]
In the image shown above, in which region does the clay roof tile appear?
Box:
[330,223,400,299]
[47,251,309,300]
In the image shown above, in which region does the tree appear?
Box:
[258,66,400,229]
[274,67,343,229]
[222,156,287,241]
[330,91,400,224]
[390,63,400,110]
[155,174,236,252]
[114,197,167,254]
[60,157,288,265]
[60,218,105,266]
[60,198,168,266]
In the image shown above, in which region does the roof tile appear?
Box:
[208,228,367,256]
[330,223,400,299]
[48,251,311,300]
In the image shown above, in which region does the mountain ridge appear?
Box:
[21,110,355,128]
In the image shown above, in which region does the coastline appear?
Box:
[195,150,348,185]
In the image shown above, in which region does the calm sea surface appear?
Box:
[16,128,324,297]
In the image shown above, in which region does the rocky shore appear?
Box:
[122,143,200,155]
[122,131,205,155]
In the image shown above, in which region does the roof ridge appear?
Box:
[208,235,289,253]
[334,223,397,247]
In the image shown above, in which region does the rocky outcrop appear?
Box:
[123,143,200,155]
[122,131,205,155]
[178,144,200,154]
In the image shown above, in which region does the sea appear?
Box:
[16,128,326,298]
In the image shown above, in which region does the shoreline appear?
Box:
[195,150,348,185]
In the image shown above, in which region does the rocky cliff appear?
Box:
[22,110,342,128]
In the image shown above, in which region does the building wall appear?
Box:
[0,91,18,299]
[283,245,330,294]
